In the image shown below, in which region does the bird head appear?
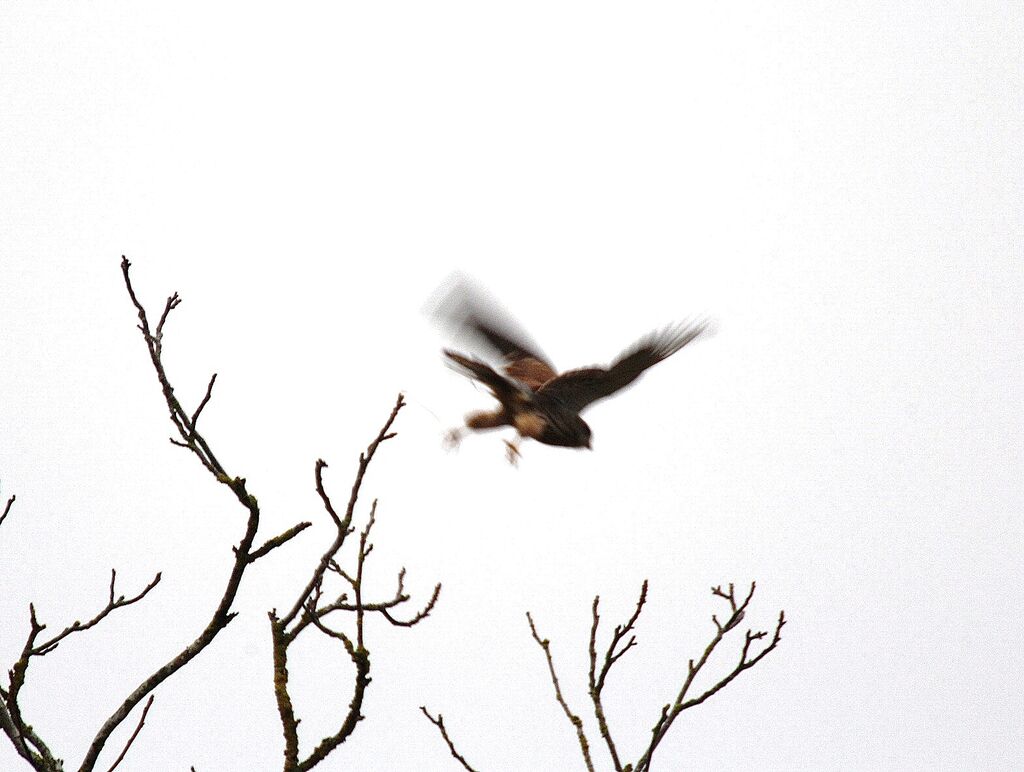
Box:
[539,414,592,449]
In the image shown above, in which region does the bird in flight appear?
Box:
[430,275,709,464]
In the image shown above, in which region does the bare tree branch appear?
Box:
[420,707,478,772]
[188,374,217,438]
[73,258,317,772]
[278,393,405,630]
[249,521,314,563]
[4,262,438,772]
[510,582,784,772]
[32,571,162,656]
[105,695,154,772]
[588,581,648,772]
[352,500,376,650]
[4,606,63,770]
[0,497,36,763]
[632,582,785,772]
[379,578,442,627]
[527,611,596,772]
[269,394,440,772]
[0,686,40,768]
[1,493,14,529]
[2,560,161,771]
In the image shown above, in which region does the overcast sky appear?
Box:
[1,3,1022,770]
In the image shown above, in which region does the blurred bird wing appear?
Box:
[538,320,709,412]
[428,272,557,383]
[443,349,529,403]
[503,355,558,391]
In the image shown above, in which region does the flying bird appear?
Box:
[429,275,709,464]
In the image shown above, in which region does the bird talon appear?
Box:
[503,439,521,465]
[443,428,464,451]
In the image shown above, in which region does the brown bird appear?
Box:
[430,275,709,463]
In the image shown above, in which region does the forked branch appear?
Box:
[527,611,596,772]
[29,571,162,657]
[423,582,784,772]
[589,581,648,771]
[269,394,441,772]
[1,506,161,771]
[105,695,155,772]
[631,582,785,772]
[76,259,313,771]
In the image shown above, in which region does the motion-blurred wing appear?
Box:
[463,314,558,390]
[443,349,527,405]
[428,273,557,389]
[538,320,709,412]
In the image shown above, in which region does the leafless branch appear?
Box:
[74,259,316,772]
[105,695,155,772]
[7,261,439,772]
[33,570,162,656]
[249,521,314,563]
[2,603,62,769]
[380,580,442,627]
[632,582,785,772]
[352,500,376,650]
[312,566,441,626]
[279,392,405,630]
[269,394,440,772]
[420,707,478,772]
[186,373,218,440]
[304,608,357,652]
[527,611,596,772]
[0,694,57,771]
[589,581,648,772]
[2,562,162,771]
[513,582,784,772]
[0,493,14,529]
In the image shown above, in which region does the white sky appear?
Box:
[1,3,1021,770]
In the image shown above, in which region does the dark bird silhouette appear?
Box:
[429,275,709,463]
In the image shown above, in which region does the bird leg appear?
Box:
[467,408,508,430]
[444,408,508,451]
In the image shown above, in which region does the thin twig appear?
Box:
[2,565,161,771]
[33,570,162,655]
[188,374,218,438]
[0,494,14,528]
[249,521,314,562]
[420,707,478,772]
[313,569,441,626]
[589,581,647,772]
[353,500,376,650]
[78,258,284,772]
[106,694,155,772]
[279,393,405,630]
[121,257,226,477]
[632,582,785,772]
[380,582,442,627]
[527,612,595,772]
[269,394,438,772]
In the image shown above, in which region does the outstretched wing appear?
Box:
[443,349,530,405]
[538,320,709,412]
[428,273,557,390]
[465,315,558,390]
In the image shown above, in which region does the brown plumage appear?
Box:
[429,275,709,463]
